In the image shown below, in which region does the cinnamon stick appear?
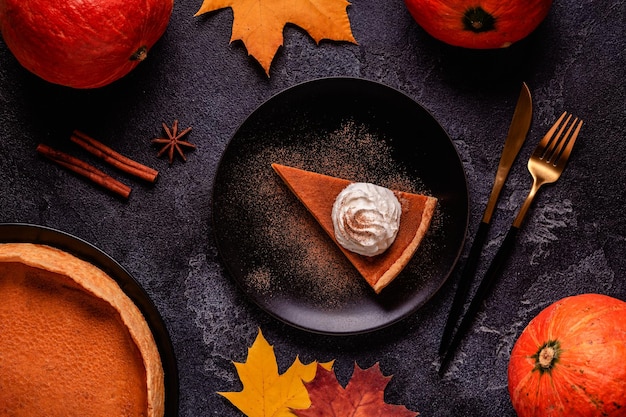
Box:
[71,130,159,183]
[36,144,131,199]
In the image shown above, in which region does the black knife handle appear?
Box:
[438,221,490,355]
[439,225,519,375]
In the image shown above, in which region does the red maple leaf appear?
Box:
[293,362,419,417]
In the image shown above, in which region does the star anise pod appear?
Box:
[152,120,195,164]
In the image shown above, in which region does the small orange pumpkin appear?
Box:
[0,0,173,88]
[404,0,553,49]
[508,293,626,417]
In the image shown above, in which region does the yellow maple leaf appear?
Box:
[219,329,334,417]
[195,0,357,75]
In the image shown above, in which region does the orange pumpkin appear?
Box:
[0,0,173,88]
[508,293,626,417]
[404,0,553,49]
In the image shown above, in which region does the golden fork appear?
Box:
[511,112,584,228]
[439,111,583,375]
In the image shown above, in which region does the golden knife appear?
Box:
[438,83,532,358]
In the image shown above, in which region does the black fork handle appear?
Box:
[439,225,519,375]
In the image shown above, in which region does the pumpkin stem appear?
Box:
[462,7,496,33]
[130,46,148,62]
[532,340,561,374]
[538,346,555,368]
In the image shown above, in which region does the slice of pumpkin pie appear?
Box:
[272,163,437,293]
[0,243,165,417]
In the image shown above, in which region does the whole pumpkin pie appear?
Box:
[0,243,165,417]
[272,163,437,293]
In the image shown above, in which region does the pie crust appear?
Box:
[0,243,165,417]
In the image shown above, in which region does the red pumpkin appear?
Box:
[0,0,173,88]
[508,293,626,417]
[404,0,553,49]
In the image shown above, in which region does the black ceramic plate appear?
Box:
[212,77,468,335]
[0,223,179,416]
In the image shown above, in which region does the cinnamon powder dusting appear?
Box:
[228,119,443,309]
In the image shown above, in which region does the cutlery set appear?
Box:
[438,84,584,374]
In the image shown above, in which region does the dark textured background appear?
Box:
[1,0,625,415]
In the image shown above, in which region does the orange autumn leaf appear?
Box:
[294,363,419,417]
[218,329,334,417]
[195,0,357,75]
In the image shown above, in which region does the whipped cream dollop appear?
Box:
[331,182,401,256]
